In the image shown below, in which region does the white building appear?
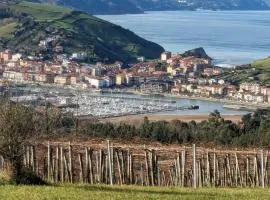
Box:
[11,53,22,61]
[85,76,106,88]
[240,83,261,94]
[3,71,24,82]
[161,51,172,61]
[218,79,225,85]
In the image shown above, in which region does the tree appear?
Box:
[209,110,221,119]
[0,101,36,183]
[139,117,152,138]
[43,106,61,135]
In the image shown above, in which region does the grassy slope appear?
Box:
[215,57,270,84]
[0,184,269,200]
[2,1,164,62]
[0,22,18,38]
[12,1,71,22]
[251,57,270,69]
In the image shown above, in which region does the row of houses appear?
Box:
[3,71,78,85]
[115,73,163,86]
[172,84,228,96]
[171,81,270,103]
[161,51,213,76]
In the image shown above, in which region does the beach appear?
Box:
[103,114,243,124]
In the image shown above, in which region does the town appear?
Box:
[0,48,270,106]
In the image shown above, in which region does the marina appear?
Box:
[62,93,199,118]
[5,85,249,118]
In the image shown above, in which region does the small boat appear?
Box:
[189,105,200,110]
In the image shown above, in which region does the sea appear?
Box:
[97,10,270,67]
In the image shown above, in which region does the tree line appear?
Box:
[85,109,270,147]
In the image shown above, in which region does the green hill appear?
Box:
[214,57,270,85]
[251,57,270,69]
[0,1,164,62]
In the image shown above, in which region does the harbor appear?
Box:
[4,85,249,119]
[62,94,199,118]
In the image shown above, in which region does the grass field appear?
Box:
[0,184,268,200]
[215,57,270,84]
[12,1,71,22]
[0,22,17,38]
[251,57,270,69]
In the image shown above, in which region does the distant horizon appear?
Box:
[98,10,270,66]
[96,9,270,16]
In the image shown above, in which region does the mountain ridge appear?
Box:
[36,0,270,15]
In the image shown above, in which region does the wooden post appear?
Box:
[254,155,259,187]
[23,146,26,167]
[206,150,210,187]
[68,142,73,183]
[176,153,181,186]
[60,146,64,183]
[88,148,93,184]
[226,155,232,186]
[26,145,30,168]
[193,144,197,188]
[169,168,173,186]
[216,158,220,187]
[119,150,124,184]
[140,162,144,186]
[96,151,100,183]
[31,146,35,172]
[52,158,55,183]
[116,150,122,185]
[157,165,161,186]
[213,149,216,187]
[149,150,154,186]
[264,151,268,187]
[246,157,249,187]
[235,152,240,187]
[79,153,84,183]
[30,146,34,171]
[261,150,265,188]
[129,151,133,184]
[99,149,103,183]
[127,150,131,184]
[47,142,50,181]
[63,154,69,182]
[85,147,89,183]
[111,145,114,184]
[144,148,149,186]
[198,160,202,187]
[105,154,108,184]
[107,140,113,185]
[181,148,185,187]
[55,146,59,182]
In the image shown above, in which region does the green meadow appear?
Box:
[0,184,268,200]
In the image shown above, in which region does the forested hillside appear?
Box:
[0,1,164,62]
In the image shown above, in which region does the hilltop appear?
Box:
[36,0,270,15]
[182,47,211,59]
[0,1,164,62]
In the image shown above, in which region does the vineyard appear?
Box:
[6,140,269,188]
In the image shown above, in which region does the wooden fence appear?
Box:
[5,141,270,188]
